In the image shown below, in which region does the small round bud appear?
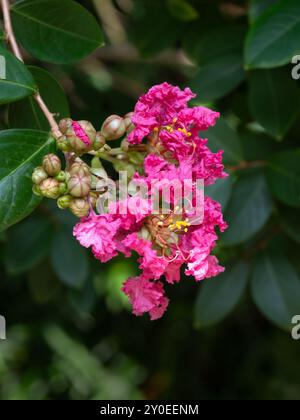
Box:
[32,166,48,185]
[56,135,70,152]
[55,171,66,182]
[43,154,61,177]
[93,133,106,151]
[39,178,60,199]
[58,182,68,195]
[69,198,90,218]
[69,162,90,178]
[59,118,72,134]
[32,185,43,197]
[101,115,126,140]
[123,112,134,133]
[57,195,72,210]
[68,174,91,198]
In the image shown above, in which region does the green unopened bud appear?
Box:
[57,195,72,210]
[58,182,68,195]
[40,178,60,199]
[123,112,134,133]
[93,133,106,151]
[101,115,126,140]
[43,154,61,177]
[56,135,70,152]
[68,174,91,198]
[69,162,90,177]
[58,118,72,134]
[32,166,48,185]
[32,185,43,197]
[91,156,103,169]
[69,198,90,218]
[55,170,66,182]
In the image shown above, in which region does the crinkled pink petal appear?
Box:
[122,276,169,320]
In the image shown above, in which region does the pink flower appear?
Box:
[122,276,169,320]
[128,82,195,144]
[73,211,120,263]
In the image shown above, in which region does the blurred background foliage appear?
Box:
[1,0,300,400]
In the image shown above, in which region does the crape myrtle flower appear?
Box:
[73,83,228,320]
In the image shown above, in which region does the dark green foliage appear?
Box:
[1,0,300,400]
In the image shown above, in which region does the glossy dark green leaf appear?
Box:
[195,261,249,328]
[206,176,233,211]
[190,54,245,102]
[245,0,300,69]
[249,0,277,22]
[249,69,300,140]
[251,254,300,329]
[51,229,89,288]
[9,66,70,130]
[11,0,104,64]
[184,25,246,65]
[222,173,273,245]
[267,149,300,208]
[4,214,52,274]
[0,130,55,232]
[0,46,37,104]
[206,118,243,165]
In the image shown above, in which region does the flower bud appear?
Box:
[66,120,96,155]
[32,185,43,197]
[58,182,68,195]
[43,154,61,177]
[68,174,91,198]
[123,112,134,133]
[56,135,70,152]
[55,171,66,182]
[93,132,106,151]
[57,195,72,210]
[39,178,60,199]
[101,115,126,140]
[69,162,90,178]
[32,166,48,185]
[69,198,90,218]
[58,118,72,134]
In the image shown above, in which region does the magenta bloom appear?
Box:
[73,83,228,321]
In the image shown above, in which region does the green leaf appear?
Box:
[190,54,245,102]
[206,118,244,165]
[249,0,277,22]
[11,0,104,64]
[0,46,37,104]
[222,172,273,246]
[184,25,246,65]
[0,130,55,232]
[280,207,300,244]
[267,149,300,208]
[251,254,300,330]
[195,261,249,328]
[167,0,198,21]
[245,0,300,69]
[51,229,89,288]
[9,66,70,130]
[249,69,300,140]
[206,176,233,211]
[4,214,52,274]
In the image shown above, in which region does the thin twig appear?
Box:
[1,0,62,138]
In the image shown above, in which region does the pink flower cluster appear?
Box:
[74,83,228,320]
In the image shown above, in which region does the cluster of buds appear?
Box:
[32,155,95,218]
[55,114,134,156]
